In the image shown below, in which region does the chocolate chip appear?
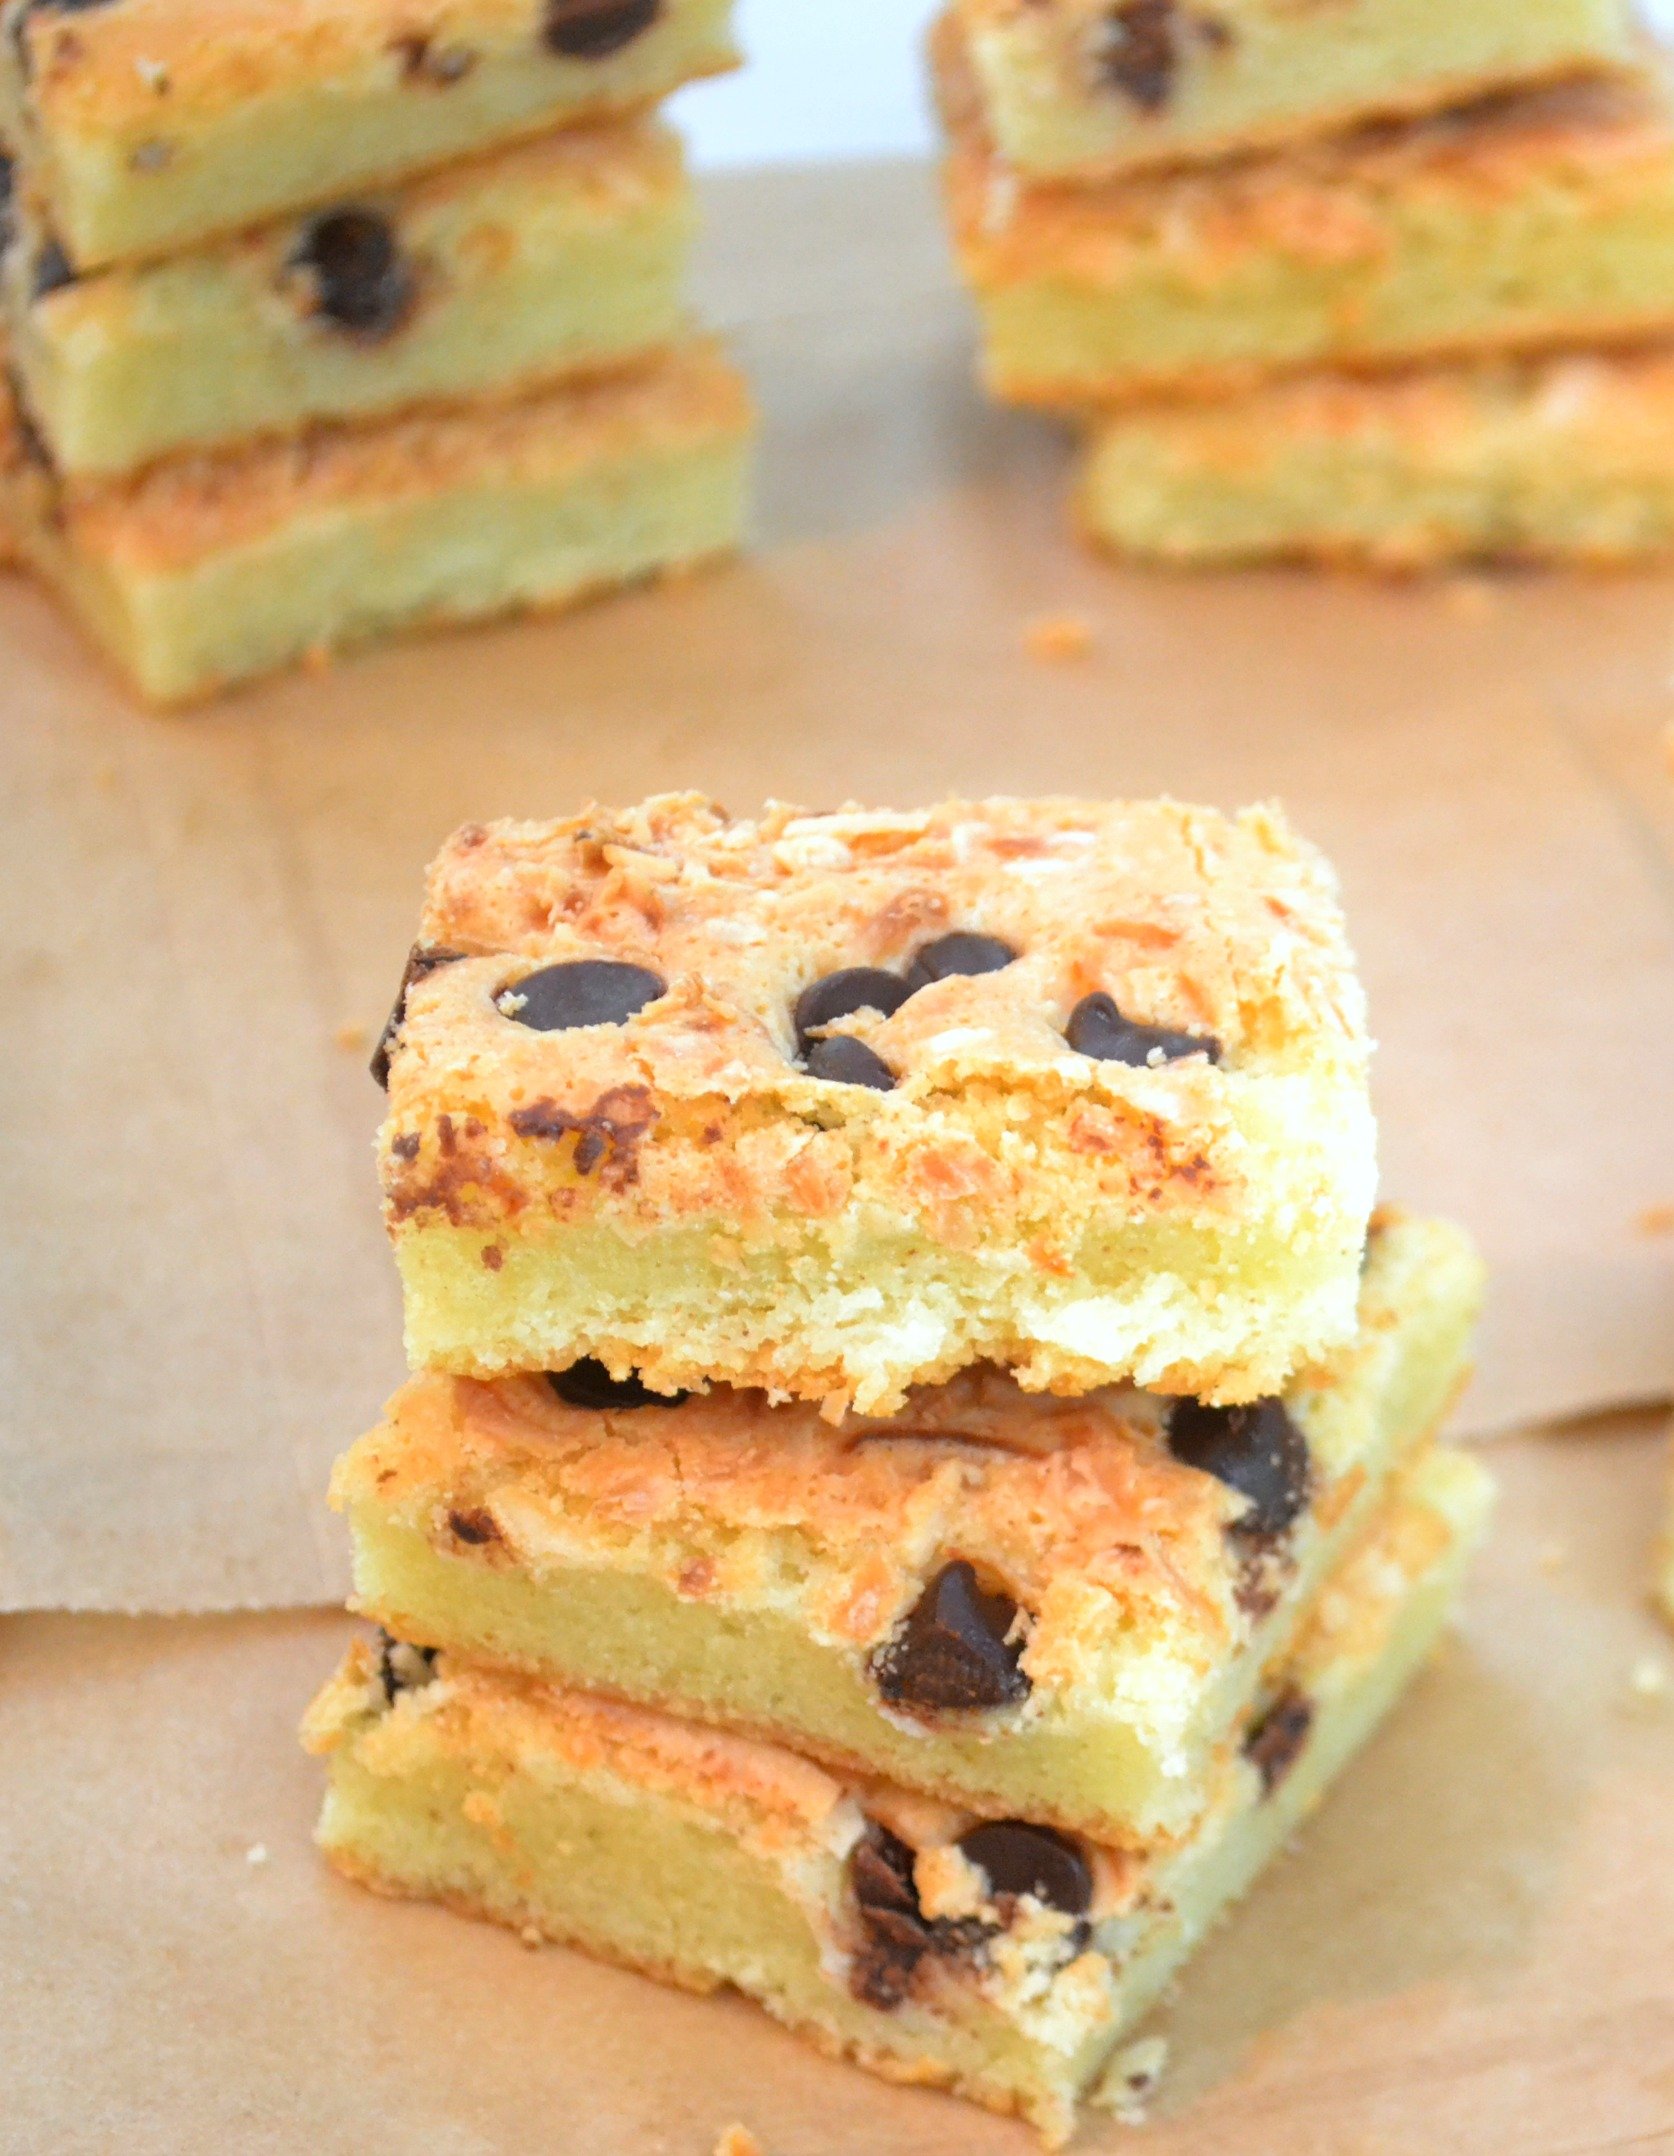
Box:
[872,1560,1031,1713]
[543,0,659,58]
[31,237,75,299]
[370,944,468,1089]
[849,1824,931,2008]
[804,1035,896,1091]
[500,959,666,1033]
[793,968,909,1056]
[291,209,415,341]
[902,932,1018,996]
[956,1821,1092,1917]
[1167,1397,1311,1538]
[547,1359,689,1411]
[1244,1685,1313,1795]
[1096,0,1179,111]
[376,1629,438,1701]
[1065,991,1219,1067]
[447,1506,499,1545]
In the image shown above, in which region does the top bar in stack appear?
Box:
[376,794,1376,1411]
[948,0,1636,182]
[0,0,739,268]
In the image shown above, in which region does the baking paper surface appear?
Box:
[2,1418,1670,2152]
[2,161,1671,1613]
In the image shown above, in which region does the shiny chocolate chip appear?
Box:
[370,944,468,1089]
[849,1823,930,2008]
[1244,1685,1313,1795]
[376,1629,438,1701]
[31,236,74,299]
[1096,0,1179,111]
[547,1359,688,1411]
[1167,1397,1311,1539]
[804,1035,896,1091]
[1065,990,1219,1067]
[500,958,666,1033]
[902,932,1018,996]
[292,209,415,340]
[872,1560,1031,1712]
[793,967,909,1056]
[543,0,659,58]
[956,1821,1092,1917]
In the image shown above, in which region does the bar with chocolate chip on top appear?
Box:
[943,0,1635,184]
[335,1208,1478,1843]
[5,116,698,475]
[304,1442,1494,2148]
[0,0,738,270]
[376,793,1378,1412]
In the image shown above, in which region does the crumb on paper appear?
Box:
[334,1021,370,1054]
[1629,1655,1669,1701]
[245,1843,269,1866]
[1537,1541,1567,1575]
[1090,2036,1168,2125]
[713,2129,765,2156]
[519,1924,544,1951]
[1024,613,1094,664]
[1636,1203,1674,1238]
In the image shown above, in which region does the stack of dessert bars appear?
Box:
[933,0,1674,568]
[304,792,1493,2143]
[0,0,751,702]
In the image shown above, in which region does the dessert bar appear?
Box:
[376,793,1378,1411]
[0,0,738,268]
[7,119,696,474]
[14,341,753,700]
[306,1444,1493,2147]
[944,0,1634,182]
[1077,343,1674,568]
[335,1211,1478,1842]
[941,56,1674,408]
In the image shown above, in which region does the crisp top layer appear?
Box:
[401,793,1366,1094]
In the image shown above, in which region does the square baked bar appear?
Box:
[336,1211,1478,1843]
[7,118,696,476]
[377,794,1377,1410]
[940,40,1674,410]
[945,0,1635,182]
[0,0,737,268]
[306,1442,1493,2147]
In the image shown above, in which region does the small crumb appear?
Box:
[1443,576,1499,620]
[1629,1655,1669,1701]
[1091,2035,1168,2124]
[134,54,170,92]
[519,1924,544,1951]
[245,1843,269,1866]
[713,2130,764,2156]
[1636,1203,1674,1238]
[333,1021,369,1054]
[1537,1540,1568,1575]
[1024,612,1095,663]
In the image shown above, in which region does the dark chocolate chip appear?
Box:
[500,958,666,1033]
[376,1629,438,1702]
[31,236,74,299]
[804,1034,896,1091]
[547,1358,689,1411]
[1065,990,1219,1067]
[956,1821,1093,1917]
[1167,1397,1312,1539]
[543,0,659,59]
[902,932,1018,996]
[447,1506,499,1545]
[793,967,909,1056]
[849,1824,931,2008]
[30,0,124,11]
[1244,1685,1313,1795]
[370,944,468,1089]
[1096,0,1179,112]
[872,1560,1031,1713]
[291,209,415,341]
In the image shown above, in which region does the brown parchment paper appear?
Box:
[2,1417,1671,2154]
[3,159,1673,1615]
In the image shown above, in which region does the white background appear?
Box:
[674,0,1674,168]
